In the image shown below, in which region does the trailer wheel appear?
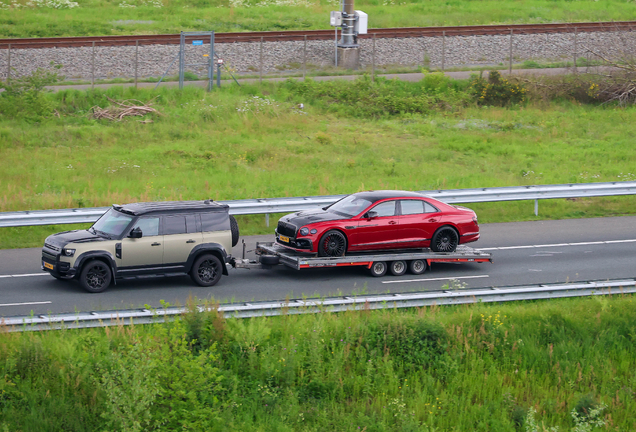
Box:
[389,260,407,276]
[409,259,427,275]
[369,261,387,277]
[259,255,280,266]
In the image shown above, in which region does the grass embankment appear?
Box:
[1,295,635,431]
[1,0,635,38]
[1,75,635,248]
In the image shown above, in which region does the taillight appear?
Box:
[472,215,478,225]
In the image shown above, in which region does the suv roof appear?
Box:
[113,200,229,216]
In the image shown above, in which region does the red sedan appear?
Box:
[275,190,480,257]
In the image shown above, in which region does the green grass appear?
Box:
[1,77,635,248]
[1,0,635,38]
[1,294,635,431]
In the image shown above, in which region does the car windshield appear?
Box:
[327,195,373,218]
[91,209,134,238]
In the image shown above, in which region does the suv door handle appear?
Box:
[151,242,161,246]
[388,220,397,225]
[186,239,196,244]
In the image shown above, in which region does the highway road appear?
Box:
[1,216,635,318]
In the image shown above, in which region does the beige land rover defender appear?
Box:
[41,200,239,293]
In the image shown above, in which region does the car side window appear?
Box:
[371,201,396,217]
[424,202,439,213]
[400,200,424,215]
[133,217,160,237]
[163,215,187,235]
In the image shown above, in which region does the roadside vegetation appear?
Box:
[1,0,635,38]
[1,294,635,431]
[1,69,635,248]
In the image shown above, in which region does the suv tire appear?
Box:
[230,215,240,247]
[79,260,112,293]
[191,254,223,287]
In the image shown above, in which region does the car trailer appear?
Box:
[232,242,493,277]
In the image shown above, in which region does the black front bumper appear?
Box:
[41,250,76,279]
[275,231,313,251]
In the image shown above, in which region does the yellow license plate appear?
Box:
[279,235,290,243]
[44,262,54,270]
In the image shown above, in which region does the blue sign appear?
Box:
[192,40,203,46]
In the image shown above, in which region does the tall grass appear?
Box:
[1,0,635,38]
[1,294,635,430]
[1,77,635,248]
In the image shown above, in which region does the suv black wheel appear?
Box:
[230,215,240,247]
[191,254,223,287]
[431,227,459,252]
[79,260,112,293]
[318,230,347,257]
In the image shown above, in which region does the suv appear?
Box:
[41,200,240,293]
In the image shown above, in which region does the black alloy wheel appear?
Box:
[191,254,223,287]
[80,260,112,293]
[318,230,347,257]
[408,259,427,275]
[431,227,459,252]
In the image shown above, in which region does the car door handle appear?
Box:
[151,242,161,246]
[186,239,196,244]
[428,218,438,222]
[388,220,397,225]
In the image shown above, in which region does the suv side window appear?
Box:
[133,217,160,237]
[371,201,396,217]
[201,212,230,232]
[163,215,187,235]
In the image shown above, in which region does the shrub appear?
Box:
[0,64,62,121]
[471,70,527,106]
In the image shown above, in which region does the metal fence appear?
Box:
[1,181,634,228]
[1,25,635,84]
[2,278,634,332]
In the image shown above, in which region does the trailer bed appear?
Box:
[255,242,492,271]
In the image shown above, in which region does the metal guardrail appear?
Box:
[1,181,635,227]
[2,278,634,332]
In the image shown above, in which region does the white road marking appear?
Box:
[0,301,52,307]
[0,273,49,278]
[478,239,636,251]
[382,274,489,284]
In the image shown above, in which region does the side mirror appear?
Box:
[129,227,143,238]
[365,211,378,219]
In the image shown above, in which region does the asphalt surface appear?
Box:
[1,216,635,318]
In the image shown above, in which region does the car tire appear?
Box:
[229,215,240,247]
[431,227,459,252]
[369,261,388,277]
[190,254,223,287]
[79,260,112,293]
[389,260,407,276]
[409,259,427,275]
[259,255,280,266]
[318,230,347,257]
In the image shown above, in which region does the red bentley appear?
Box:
[275,190,480,257]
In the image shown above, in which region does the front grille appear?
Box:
[277,221,297,238]
[42,251,58,261]
[44,242,61,252]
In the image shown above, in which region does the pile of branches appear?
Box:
[90,96,162,122]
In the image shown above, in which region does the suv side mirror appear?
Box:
[365,211,378,219]
[129,227,143,238]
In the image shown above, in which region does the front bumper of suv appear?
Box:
[41,246,76,279]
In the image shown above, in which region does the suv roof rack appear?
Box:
[114,200,229,216]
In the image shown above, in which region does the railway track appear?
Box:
[0,21,634,49]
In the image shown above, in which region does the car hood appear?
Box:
[280,208,346,227]
[44,230,106,249]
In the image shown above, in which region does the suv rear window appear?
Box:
[201,213,230,232]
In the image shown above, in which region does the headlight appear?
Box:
[299,227,309,236]
[310,229,317,234]
[62,248,76,257]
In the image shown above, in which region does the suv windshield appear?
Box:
[327,195,373,218]
[91,209,134,238]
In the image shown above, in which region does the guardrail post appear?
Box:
[265,214,270,227]
[534,199,539,216]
